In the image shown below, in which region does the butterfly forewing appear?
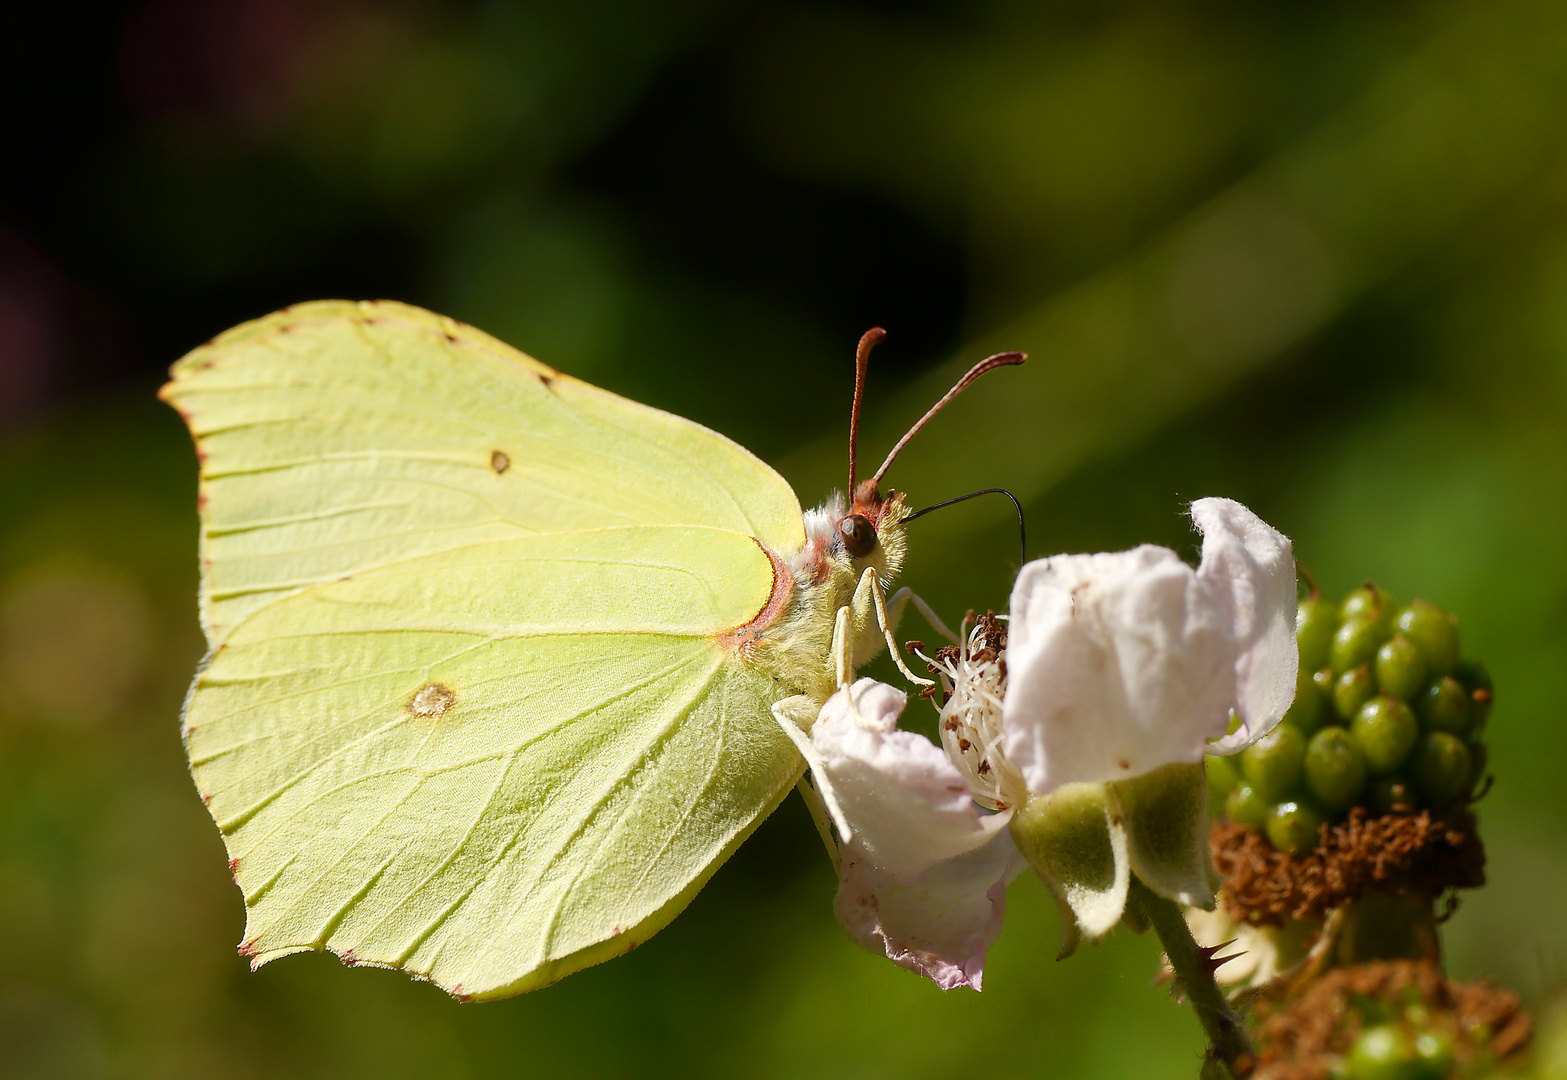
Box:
[164,300,805,645]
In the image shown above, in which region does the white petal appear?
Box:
[1002,500,1297,792]
[1003,548,1236,793]
[813,679,1010,877]
[1191,497,1298,753]
[815,677,909,735]
[834,829,1023,991]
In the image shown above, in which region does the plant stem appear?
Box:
[1130,877,1254,1076]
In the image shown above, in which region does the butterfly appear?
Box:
[161,300,1021,999]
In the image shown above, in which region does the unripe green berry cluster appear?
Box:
[1344,1022,1454,1080]
[1208,584,1492,853]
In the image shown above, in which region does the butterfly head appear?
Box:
[794,483,908,588]
[846,477,909,572]
[819,328,1021,588]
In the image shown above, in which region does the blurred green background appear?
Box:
[4,0,1567,1076]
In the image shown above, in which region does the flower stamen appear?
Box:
[920,611,1024,811]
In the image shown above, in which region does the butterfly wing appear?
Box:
[163,302,806,996]
[163,300,805,646]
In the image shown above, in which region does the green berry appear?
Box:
[1341,583,1398,627]
[1297,597,1339,673]
[1413,1032,1455,1077]
[1375,635,1428,703]
[1352,696,1420,774]
[1241,724,1307,801]
[1396,599,1460,676]
[1334,664,1377,721]
[1416,677,1471,735]
[1367,774,1419,815]
[1454,659,1493,691]
[1305,726,1369,811]
[1465,738,1488,793]
[1226,783,1269,828]
[1283,663,1327,734]
[1410,732,1472,806]
[1314,665,1335,697]
[1332,617,1389,674]
[1203,755,1241,815]
[1266,799,1326,854]
[1347,1025,1419,1080]
[1454,660,1493,730]
[1206,754,1241,799]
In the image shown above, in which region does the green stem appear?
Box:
[1130,877,1254,1076]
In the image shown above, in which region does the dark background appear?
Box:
[3,1,1567,1076]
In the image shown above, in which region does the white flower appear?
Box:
[1003,497,1297,794]
[804,678,1023,989]
[789,497,1297,983]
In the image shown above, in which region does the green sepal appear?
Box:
[1109,762,1216,911]
[1009,782,1129,959]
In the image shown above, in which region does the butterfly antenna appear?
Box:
[848,328,886,495]
[870,350,1026,487]
[905,488,1027,567]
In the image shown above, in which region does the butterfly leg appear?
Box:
[830,604,872,729]
[772,696,850,868]
[794,775,843,872]
[826,607,881,737]
[884,586,960,646]
[832,604,853,689]
[847,568,935,688]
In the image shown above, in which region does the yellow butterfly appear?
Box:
[162,300,1019,998]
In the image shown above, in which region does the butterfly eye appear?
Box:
[838,514,877,559]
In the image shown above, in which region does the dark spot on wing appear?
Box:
[409,682,456,719]
[490,450,511,474]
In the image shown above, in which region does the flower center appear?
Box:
[918,612,1024,812]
